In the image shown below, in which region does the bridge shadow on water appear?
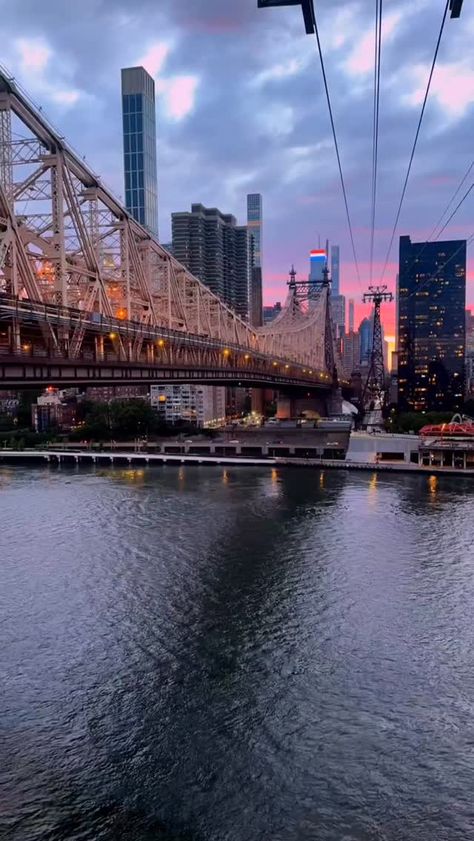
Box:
[103,468,348,841]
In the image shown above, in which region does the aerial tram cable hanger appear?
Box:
[258,0,362,288]
[380,0,464,285]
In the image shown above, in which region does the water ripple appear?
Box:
[1,466,474,840]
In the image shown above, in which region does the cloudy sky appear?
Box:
[2,0,473,329]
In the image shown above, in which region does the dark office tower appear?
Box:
[247,193,263,326]
[172,204,249,319]
[121,67,158,236]
[398,235,466,412]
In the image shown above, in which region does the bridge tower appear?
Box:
[275,262,342,419]
[361,285,393,428]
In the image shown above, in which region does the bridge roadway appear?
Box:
[0,294,339,394]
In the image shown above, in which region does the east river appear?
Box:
[1,466,474,840]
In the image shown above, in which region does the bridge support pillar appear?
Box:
[276,394,294,419]
[277,391,328,419]
[146,343,155,364]
[251,388,264,415]
[95,335,104,362]
[11,320,21,353]
[326,387,343,417]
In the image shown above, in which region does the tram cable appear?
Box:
[380,0,451,284]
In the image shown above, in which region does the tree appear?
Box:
[110,400,156,438]
[463,398,474,418]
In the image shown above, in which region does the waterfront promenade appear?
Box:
[2,448,473,476]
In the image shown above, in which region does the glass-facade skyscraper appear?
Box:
[247,193,263,326]
[121,66,158,237]
[398,235,466,412]
[359,316,373,364]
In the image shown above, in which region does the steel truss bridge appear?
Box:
[0,70,343,402]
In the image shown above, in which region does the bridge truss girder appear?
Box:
[0,70,339,387]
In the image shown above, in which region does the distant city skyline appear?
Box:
[4,1,472,328]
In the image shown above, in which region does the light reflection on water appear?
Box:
[1,466,474,841]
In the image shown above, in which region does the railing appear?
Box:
[0,293,336,386]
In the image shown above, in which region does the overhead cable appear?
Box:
[392,163,474,284]
[369,0,383,284]
[310,3,362,287]
[380,0,450,283]
[403,232,472,303]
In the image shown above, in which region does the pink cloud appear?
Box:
[16,37,51,73]
[406,61,474,118]
[425,174,457,188]
[165,76,199,120]
[155,75,199,121]
[185,17,242,34]
[138,43,170,77]
[345,12,401,76]
[136,42,199,121]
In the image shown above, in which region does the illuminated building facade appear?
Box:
[309,248,326,282]
[150,384,226,427]
[398,235,466,412]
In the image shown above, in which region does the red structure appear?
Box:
[420,415,474,438]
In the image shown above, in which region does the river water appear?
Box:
[1,466,473,841]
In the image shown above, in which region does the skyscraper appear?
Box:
[330,245,345,338]
[331,295,346,340]
[359,316,373,364]
[331,245,340,296]
[466,309,474,398]
[398,235,466,412]
[121,66,158,236]
[171,203,249,319]
[342,330,361,378]
[348,298,355,332]
[247,193,263,326]
[263,301,282,324]
[309,248,326,282]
